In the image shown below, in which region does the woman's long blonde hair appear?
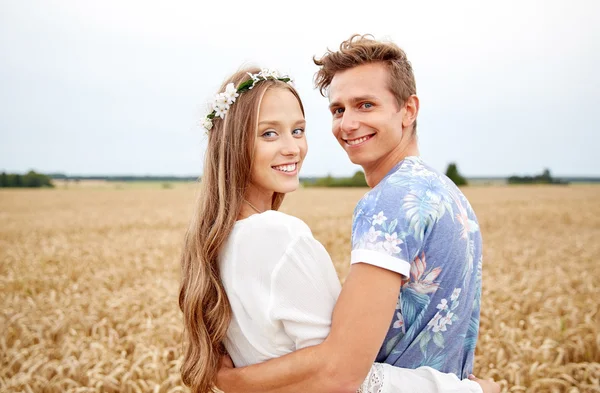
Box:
[179,67,304,393]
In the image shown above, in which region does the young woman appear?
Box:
[178,67,497,393]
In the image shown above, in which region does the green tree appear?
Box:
[315,174,334,187]
[538,168,552,183]
[509,168,558,184]
[1,171,54,188]
[24,171,42,187]
[350,170,368,187]
[5,174,14,187]
[445,163,468,186]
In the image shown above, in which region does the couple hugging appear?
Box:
[179,34,500,393]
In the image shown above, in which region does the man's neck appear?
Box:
[364,141,420,187]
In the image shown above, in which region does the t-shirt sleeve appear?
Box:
[350,191,425,277]
[268,235,342,350]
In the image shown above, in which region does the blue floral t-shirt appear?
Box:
[351,156,482,378]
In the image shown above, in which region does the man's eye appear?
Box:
[333,108,344,115]
[362,103,373,109]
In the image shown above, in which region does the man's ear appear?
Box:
[402,95,419,129]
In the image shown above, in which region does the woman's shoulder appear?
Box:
[237,210,313,239]
[226,211,317,277]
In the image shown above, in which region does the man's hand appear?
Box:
[469,374,501,393]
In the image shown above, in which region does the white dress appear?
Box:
[219,210,482,393]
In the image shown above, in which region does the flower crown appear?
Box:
[201,69,294,132]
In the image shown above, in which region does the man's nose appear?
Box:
[340,110,359,134]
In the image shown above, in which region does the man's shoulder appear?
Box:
[352,156,476,237]
[358,157,451,207]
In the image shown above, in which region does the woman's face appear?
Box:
[249,87,307,199]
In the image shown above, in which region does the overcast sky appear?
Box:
[1,0,599,177]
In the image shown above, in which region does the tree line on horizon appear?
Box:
[304,163,469,187]
[507,168,568,185]
[0,171,54,188]
[1,165,582,189]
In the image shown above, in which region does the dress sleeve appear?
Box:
[358,364,483,393]
[268,235,342,349]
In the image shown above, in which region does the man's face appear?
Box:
[328,62,408,171]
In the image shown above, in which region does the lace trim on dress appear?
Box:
[357,363,385,393]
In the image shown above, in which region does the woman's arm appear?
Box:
[218,235,498,393]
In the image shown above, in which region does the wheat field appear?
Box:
[1,185,599,393]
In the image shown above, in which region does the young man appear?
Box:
[217,35,492,393]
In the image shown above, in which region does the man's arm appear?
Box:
[217,263,402,393]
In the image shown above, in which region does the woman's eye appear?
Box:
[292,128,305,136]
[261,131,277,138]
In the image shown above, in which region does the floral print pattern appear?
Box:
[351,156,482,378]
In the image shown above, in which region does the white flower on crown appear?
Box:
[214,106,227,119]
[253,68,278,81]
[212,93,226,108]
[223,83,239,104]
[248,72,261,88]
[202,118,213,131]
[202,69,292,131]
[212,93,230,119]
[259,68,270,78]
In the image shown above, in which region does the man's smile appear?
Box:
[343,133,375,147]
